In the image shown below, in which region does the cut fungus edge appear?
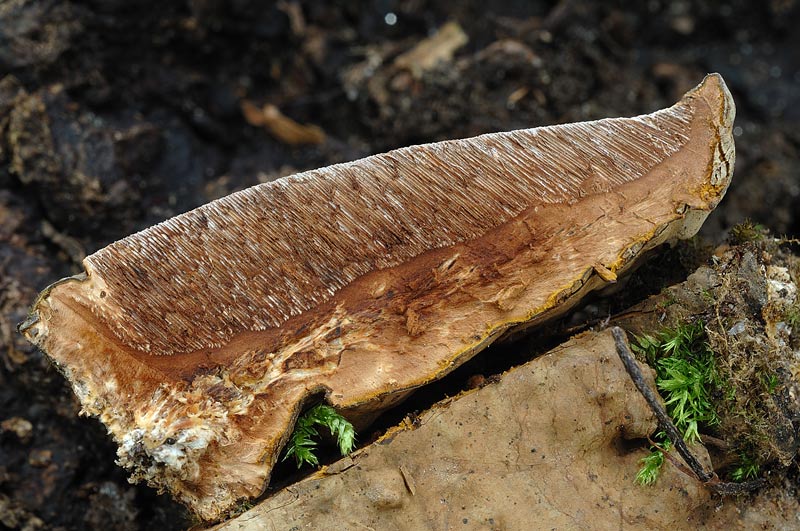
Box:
[20,74,735,522]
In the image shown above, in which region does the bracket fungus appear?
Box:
[20,74,734,521]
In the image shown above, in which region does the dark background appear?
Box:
[0,1,798,529]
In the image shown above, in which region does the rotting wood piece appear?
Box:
[19,74,735,521]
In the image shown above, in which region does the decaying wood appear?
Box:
[19,74,735,521]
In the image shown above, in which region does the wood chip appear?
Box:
[394,21,468,78]
[241,100,326,145]
[20,74,735,521]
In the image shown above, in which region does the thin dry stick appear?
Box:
[610,327,765,495]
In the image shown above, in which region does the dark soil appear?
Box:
[0,1,798,529]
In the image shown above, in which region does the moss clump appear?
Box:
[730,452,760,482]
[705,251,797,471]
[283,404,356,469]
[786,303,800,329]
[657,287,677,310]
[633,322,721,442]
[635,437,671,486]
[728,219,768,245]
[625,241,799,487]
[633,323,724,485]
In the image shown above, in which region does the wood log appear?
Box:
[19,74,734,521]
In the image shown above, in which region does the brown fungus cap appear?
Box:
[19,74,734,521]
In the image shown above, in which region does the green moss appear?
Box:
[657,287,677,309]
[656,354,720,442]
[633,245,797,488]
[730,452,760,482]
[729,219,768,245]
[700,288,716,304]
[283,404,356,469]
[786,303,800,329]
[761,373,780,393]
[636,437,671,486]
[632,323,722,483]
